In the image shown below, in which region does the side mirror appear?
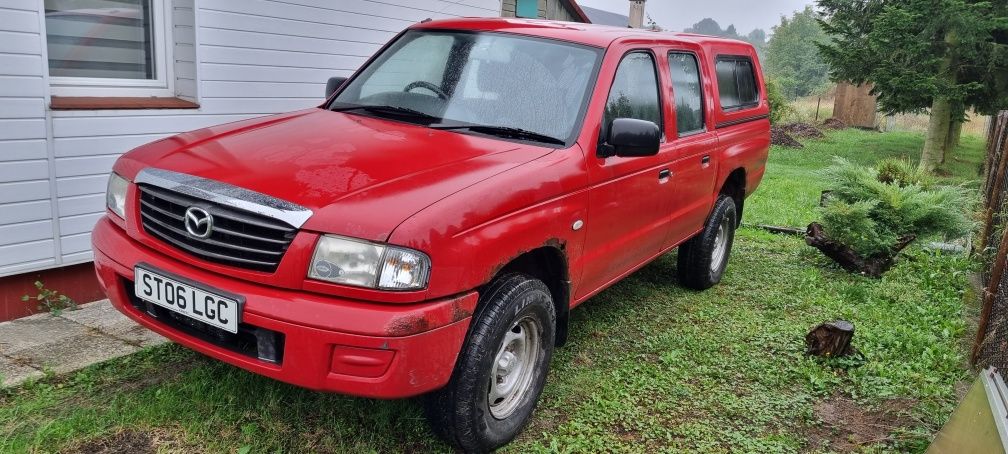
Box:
[325,76,348,98]
[604,118,661,157]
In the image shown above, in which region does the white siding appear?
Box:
[0,0,500,277]
[174,0,198,101]
[194,0,498,111]
[0,1,56,275]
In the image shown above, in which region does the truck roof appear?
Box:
[412,17,754,50]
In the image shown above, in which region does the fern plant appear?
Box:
[811,157,973,273]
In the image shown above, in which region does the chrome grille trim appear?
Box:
[134,167,313,228]
[137,183,300,272]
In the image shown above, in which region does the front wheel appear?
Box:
[424,274,556,452]
[677,194,737,290]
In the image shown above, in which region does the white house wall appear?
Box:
[0,0,55,276]
[0,0,501,277]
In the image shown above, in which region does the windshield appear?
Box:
[331,30,603,145]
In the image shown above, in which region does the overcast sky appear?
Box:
[577,0,814,34]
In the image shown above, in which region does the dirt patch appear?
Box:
[771,127,804,148]
[822,118,848,130]
[63,430,154,454]
[780,123,826,139]
[62,427,194,454]
[804,395,916,452]
[570,351,595,366]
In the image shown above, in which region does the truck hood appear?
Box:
[115,108,550,241]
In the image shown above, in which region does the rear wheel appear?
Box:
[424,274,555,452]
[677,195,737,290]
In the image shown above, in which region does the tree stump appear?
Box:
[805,222,916,277]
[806,320,856,357]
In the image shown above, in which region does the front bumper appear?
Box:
[91,216,476,398]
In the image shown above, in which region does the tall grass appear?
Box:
[781,92,991,137]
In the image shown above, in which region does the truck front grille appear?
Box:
[138,184,297,272]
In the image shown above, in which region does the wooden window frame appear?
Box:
[46,0,176,98]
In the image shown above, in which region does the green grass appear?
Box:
[0,129,985,453]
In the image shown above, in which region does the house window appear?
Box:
[715,56,759,110]
[45,0,174,98]
[516,0,538,18]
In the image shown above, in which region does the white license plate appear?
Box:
[134,266,242,333]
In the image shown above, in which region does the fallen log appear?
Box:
[805,222,916,277]
[749,224,806,236]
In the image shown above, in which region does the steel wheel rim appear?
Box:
[488,315,541,419]
[711,217,730,273]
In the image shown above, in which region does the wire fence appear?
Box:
[972,111,1008,371]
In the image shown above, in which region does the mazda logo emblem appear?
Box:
[184,207,213,239]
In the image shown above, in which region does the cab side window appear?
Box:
[715,56,759,110]
[669,52,705,135]
[603,52,662,136]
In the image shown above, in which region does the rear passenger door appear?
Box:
[661,51,719,249]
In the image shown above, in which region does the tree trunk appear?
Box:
[947,119,962,150]
[943,104,965,164]
[805,223,917,277]
[922,97,952,171]
[922,30,960,171]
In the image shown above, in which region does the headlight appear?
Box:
[106,172,129,219]
[309,235,431,290]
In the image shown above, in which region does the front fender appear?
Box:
[389,145,589,302]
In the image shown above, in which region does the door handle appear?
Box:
[701,155,711,166]
[658,168,671,183]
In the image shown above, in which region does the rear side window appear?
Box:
[715,56,758,110]
[669,52,704,135]
[603,52,662,133]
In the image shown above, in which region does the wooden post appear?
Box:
[833,82,879,129]
[972,223,1008,364]
[979,115,1008,251]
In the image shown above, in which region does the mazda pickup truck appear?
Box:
[93,18,769,452]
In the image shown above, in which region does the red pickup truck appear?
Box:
[93,18,769,452]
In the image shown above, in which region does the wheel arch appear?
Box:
[488,245,571,347]
[719,167,747,226]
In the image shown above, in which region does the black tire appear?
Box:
[677,194,738,290]
[424,273,556,453]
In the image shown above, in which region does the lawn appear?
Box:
[0,129,985,453]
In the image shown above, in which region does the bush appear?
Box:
[821,200,892,255]
[766,79,794,125]
[817,157,972,258]
[875,158,935,188]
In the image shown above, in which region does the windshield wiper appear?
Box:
[430,124,565,145]
[330,104,441,122]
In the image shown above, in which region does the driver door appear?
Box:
[576,50,673,300]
